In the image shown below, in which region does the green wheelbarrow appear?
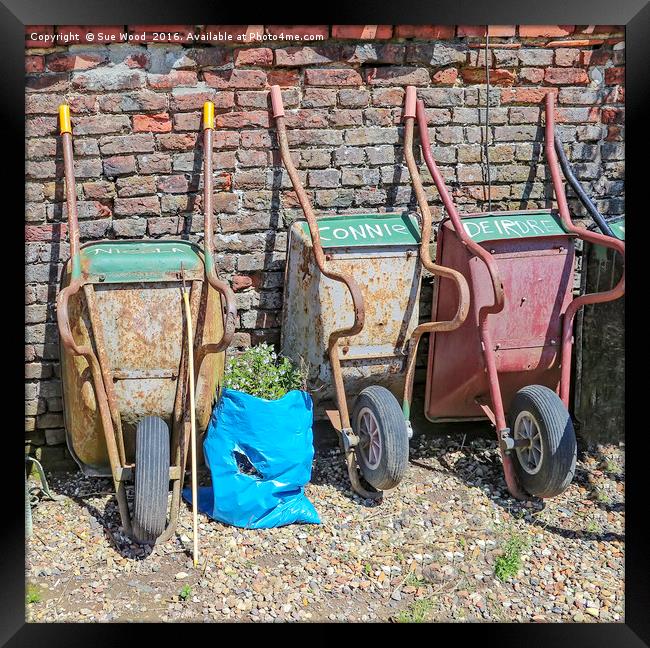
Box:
[56,102,237,544]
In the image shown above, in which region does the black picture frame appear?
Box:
[6,1,646,644]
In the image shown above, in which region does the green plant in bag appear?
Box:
[223,343,307,400]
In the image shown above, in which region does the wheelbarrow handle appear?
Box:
[413,95,505,314]
[544,91,625,404]
[56,279,92,357]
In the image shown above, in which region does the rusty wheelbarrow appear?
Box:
[56,102,237,543]
[404,86,625,499]
[269,85,470,499]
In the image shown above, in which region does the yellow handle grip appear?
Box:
[203,101,215,130]
[59,104,72,135]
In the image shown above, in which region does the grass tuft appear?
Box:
[494,532,527,582]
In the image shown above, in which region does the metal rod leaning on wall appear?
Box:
[543,92,625,405]
[401,86,470,420]
[193,101,237,380]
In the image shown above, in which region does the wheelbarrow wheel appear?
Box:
[352,386,409,491]
[509,385,576,498]
[133,416,170,544]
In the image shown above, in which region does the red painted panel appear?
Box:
[426,217,575,421]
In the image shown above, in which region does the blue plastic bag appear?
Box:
[183,387,320,528]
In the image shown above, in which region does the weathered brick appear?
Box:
[72,67,145,91]
[113,196,161,217]
[545,67,589,85]
[406,43,467,66]
[83,181,116,200]
[146,216,185,236]
[519,25,575,38]
[72,114,131,135]
[371,88,405,107]
[461,68,516,86]
[276,46,340,67]
[113,218,147,237]
[46,51,107,72]
[519,67,545,84]
[518,49,553,66]
[116,175,157,197]
[339,89,370,108]
[137,153,171,174]
[334,146,366,166]
[133,113,172,132]
[99,133,155,155]
[147,70,198,90]
[301,88,337,108]
[366,67,430,86]
[99,90,168,113]
[234,48,274,67]
[304,69,362,86]
[344,128,399,145]
[432,68,459,85]
[156,133,199,151]
[342,167,380,186]
[26,56,44,73]
[204,69,267,89]
[418,88,465,107]
[216,111,270,128]
[342,44,405,65]
[605,67,624,85]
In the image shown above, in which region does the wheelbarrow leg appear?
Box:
[330,347,382,501]
[480,322,527,500]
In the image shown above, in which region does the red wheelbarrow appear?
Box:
[403,87,625,499]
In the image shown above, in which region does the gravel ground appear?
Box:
[25,425,624,623]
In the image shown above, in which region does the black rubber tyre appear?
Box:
[133,416,170,544]
[508,385,577,498]
[352,386,409,491]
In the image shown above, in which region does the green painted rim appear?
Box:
[298,212,421,248]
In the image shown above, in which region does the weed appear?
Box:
[594,487,612,505]
[494,532,527,582]
[405,571,425,588]
[179,585,192,601]
[395,550,405,562]
[364,563,373,577]
[457,536,467,550]
[395,597,435,623]
[26,584,41,604]
[223,343,307,400]
[586,518,602,534]
[603,460,622,477]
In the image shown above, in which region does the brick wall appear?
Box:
[24,25,625,469]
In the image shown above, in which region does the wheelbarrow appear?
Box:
[56,102,237,543]
[403,86,625,499]
[269,85,470,499]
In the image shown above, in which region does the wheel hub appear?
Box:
[357,407,382,470]
[513,411,544,475]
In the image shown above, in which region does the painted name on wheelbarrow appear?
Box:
[461,212,568,243]
[299,213,421,248]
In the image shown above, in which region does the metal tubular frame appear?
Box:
[269,86,379,499]
[544,92,625,405]
[55,102,236,541]
[411,90,524,499]
[410,86,625,500]
[401,86,470,421]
